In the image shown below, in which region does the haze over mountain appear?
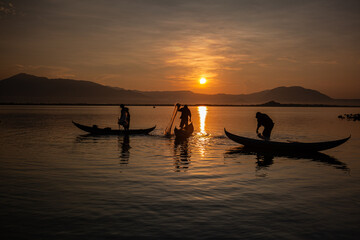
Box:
[0,73,359,105]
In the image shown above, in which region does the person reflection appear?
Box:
[118,134,131,165]
[173,139,191,172]
[255,152,274,170]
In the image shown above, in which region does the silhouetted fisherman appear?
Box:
[118,104,130,131]
[256,112,274,140]
[177,104,191,129]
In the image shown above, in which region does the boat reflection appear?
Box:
[173,139,191,172]
[225,147,349,172]
[75,133,98,142]
[75,133,131,166]
[118,135,131,164]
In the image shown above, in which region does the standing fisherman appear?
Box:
[177,104,191,129]
[118,104,130,131]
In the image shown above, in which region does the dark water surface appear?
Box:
[1,105,359,239]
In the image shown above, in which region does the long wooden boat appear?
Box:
[174,123,194,140]
[72,121,156,135]
[224,129,350,152]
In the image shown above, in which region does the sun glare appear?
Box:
[200,78,207,84]
[198,106,207,135]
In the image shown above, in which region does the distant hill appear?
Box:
[1,73,359,105]
[242,86,333,103]
[0,73,149,104]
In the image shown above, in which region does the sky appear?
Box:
[0,0,359,98]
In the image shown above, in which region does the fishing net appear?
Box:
[164,104,178,136]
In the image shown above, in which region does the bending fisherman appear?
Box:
[256,112,274,140]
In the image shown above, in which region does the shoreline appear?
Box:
[1,102,360,108]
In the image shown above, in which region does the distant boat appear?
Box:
[224,129,350,152]
[72,121,155,135]
[174,123,194,140]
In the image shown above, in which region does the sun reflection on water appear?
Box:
[197,106,209,157]
[197,106,208,136]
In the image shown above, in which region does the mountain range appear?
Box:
[0,73,359,105]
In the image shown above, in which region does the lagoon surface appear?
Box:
[1,105,360,239]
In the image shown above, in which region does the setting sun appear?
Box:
[200,78,207,84]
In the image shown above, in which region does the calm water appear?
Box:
[1,105,360,240]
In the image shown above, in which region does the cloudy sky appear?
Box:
[1,0,359,98]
